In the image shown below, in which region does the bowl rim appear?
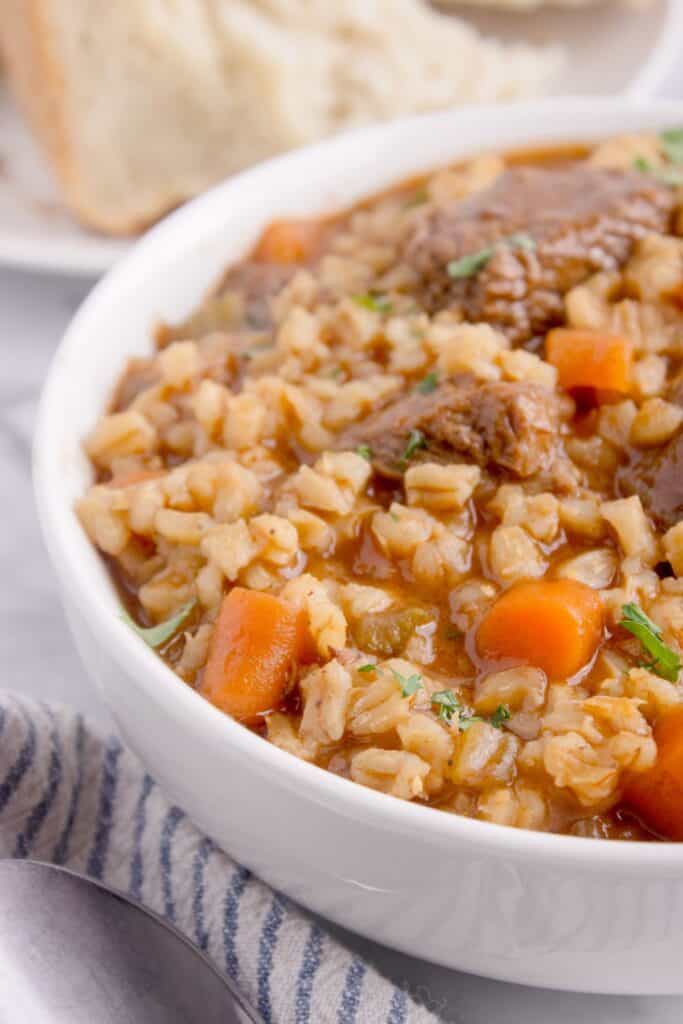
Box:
[34,96,683,873]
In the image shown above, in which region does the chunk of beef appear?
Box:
[218,261,296,329]
[618,379,683,531]
[403,165,674,344]
[618,429,683,531]
[340,377,560,479]
[162,260,295,344]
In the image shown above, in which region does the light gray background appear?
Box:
[5,71,683,1022]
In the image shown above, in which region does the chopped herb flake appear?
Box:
[507,232,536,252]
[445,626,463,641]
[633,156,652,173]
[633,156,683,187]
[431,689,460,722]
[490,704,512,729]
[458,714,486,732]
[405,187,429,208]
[660,127,683,165]
[447,232,536,280]
[432,689,509,730]
[353,293,393,314]
[391,668,423,698]
[417,371,439,394]
[356,444,373,461]
[357,663,377,674]
[620,603,681,683]
[121,600,195,649]
[400,428,427,463]
[447,246,495,279]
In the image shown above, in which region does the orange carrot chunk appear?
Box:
[624,708,683,840]
[476,579,604,680]
[546,328,632,397]
[201,587,308,724]
[253,219,322,265]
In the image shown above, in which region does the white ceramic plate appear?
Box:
[0,0,681,278]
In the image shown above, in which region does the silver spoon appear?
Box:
[0,860,261,1023]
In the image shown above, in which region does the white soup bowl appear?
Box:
[34,98,683,994]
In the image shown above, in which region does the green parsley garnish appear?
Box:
[490,704,512,729]
[432,690,509,730]
[458,714,486,732]
[405,187,429,208]
[353,293,393,314]
[447,232,536,279]
[620,603,682,683]
[431,689,460,722]
[445,626,463,641]
[417,372,439,394]
[391,668,423,698]
[400,428,427,464]
[356,444,373,461]
[634,156,652,173]
[507,232,536,252]
[447,246,495,279]
[660,128,683,165]
[121,600,195,649]
[357,663,377,674]
[633,156,683,188]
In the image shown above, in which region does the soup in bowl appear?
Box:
[34,100,683,992]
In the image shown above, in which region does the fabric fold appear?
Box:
[0,693,438,1024]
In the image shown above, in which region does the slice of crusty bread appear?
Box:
[0,0,561,236]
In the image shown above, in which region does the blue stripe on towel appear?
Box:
[128,773,155,900]
[223,865,251,981]
[257,892,287,1024]
[160,806,185,923]
[14,707,63,858]
[86,735,123,880]
[338,957,367,1024]
[192,836,214,951]
[53,715,86,865]
[387,987,408,1024]
[295,922,324,1024]
[0,706,37,814]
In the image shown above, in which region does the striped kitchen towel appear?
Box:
[0,694,440,1024]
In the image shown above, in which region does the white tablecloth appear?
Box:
[5,69,683,1021]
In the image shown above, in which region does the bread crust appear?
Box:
[0,0,173,234]
[0,1,562,237]
[1,2,95,230]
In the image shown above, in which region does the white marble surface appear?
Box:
[6,67,683,1021]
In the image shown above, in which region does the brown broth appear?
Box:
[102,134,682,839]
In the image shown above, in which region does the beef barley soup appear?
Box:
[78,132,683,839]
